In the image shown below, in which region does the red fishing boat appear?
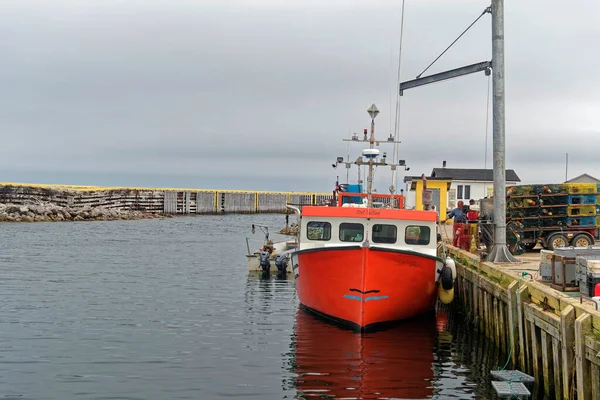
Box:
[288,104,456,330]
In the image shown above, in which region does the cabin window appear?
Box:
[405,226,431,245]
[339,223,364,242]
[372,224,397,244]
[306,221,331,241]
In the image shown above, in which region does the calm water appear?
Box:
[0,214,539,399]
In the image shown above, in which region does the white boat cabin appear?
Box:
[298,216,438,257]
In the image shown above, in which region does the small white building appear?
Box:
[403,167,521,210]
[564,173,600,184]
[431,168,521,209]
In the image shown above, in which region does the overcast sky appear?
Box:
[1,0,598,192]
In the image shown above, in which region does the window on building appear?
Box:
[339,223,364,242]
[457,185,463,200]
[372,224,397,244]
[405,226,431,245]
[464,185,471,200]
[306,221,331,240]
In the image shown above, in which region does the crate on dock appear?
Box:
[567,216,596,227]
[566,183,597,194]
[508,198,538,208]
[567,204,596,216]
[538,184,568,194]
[539,249,554,281]
[552,254,577,286]
[576,258,600,296]
[507,217,539,229]
[596,216,600,227]
[540,216,567,227]
[539,195,568,206]
[507,185,537,196]
[540,206,567,216]
[568,194,598,205]
[508,207,540,218]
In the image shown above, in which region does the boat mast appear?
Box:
[366,104,378,208]
[343,104,402,209]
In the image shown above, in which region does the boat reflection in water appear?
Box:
[292,306,442,399]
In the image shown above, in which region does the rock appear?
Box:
[0,201,164,223]
[5,205,21,214]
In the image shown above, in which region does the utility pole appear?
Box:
[487,0,517,263]
[399,0,518,263]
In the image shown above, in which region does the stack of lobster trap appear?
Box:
[506,183,600,251]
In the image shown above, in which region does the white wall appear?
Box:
[447,180,519,209]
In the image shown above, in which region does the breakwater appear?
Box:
[449,245,600,399]
[0,183,333,221]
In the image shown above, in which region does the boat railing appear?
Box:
[337,192,404,208]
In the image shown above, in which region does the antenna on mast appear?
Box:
[343,104,402,209]
[366,104,380,208]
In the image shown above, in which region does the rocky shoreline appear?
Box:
[0,203,171,223]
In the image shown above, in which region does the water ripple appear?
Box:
[0,215,543,399]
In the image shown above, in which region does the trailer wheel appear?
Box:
[572,233,593,248]
[547,233,568,250]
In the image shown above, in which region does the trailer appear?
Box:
[506,183,599,251]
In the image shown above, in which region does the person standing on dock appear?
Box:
[444,201,467,224]
[443,201,468,248]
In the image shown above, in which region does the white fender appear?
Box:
[445,256,457,281]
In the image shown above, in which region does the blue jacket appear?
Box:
[447,207,467,223]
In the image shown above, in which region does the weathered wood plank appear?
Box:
[591,363,600,400]
[575,313,592,400]
[531,320,540,384]
[540,331,552,396]
[517,285,529,372]
[492,297,499,345]
[552,336,562,400]
[560,305,576,400]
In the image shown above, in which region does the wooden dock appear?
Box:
[0,183,333,214]
[448,244,600,399]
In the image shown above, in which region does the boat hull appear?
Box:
[292,246,440,329]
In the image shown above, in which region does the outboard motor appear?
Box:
[275,254,289,275]
[259,251,271,273]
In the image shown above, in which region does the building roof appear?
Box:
[402,176,453,191]
[402,176,450,183]
[564,173,600,184]
[430,168,521,182]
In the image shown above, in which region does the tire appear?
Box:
[572,233,593,248]
[547,233,569,250]
[439,265,453,290]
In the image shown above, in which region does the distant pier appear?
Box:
[0,183,333,215]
